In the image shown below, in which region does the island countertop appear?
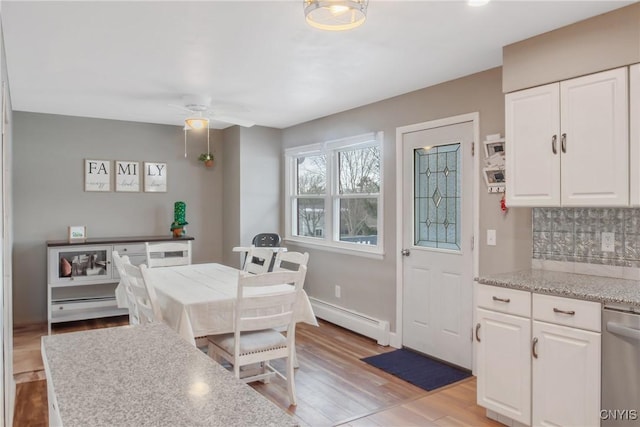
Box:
[476,269,640,307]
[41,322,297,427]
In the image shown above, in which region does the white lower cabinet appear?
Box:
[476,308,531,424]
[475,284,602,427]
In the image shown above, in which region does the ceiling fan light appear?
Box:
[304,0,368,31]
[185,117,209,130]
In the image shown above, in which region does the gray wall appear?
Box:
[503,3,640,93]
[221,126,282,269]
[282,67,532,331]
[13,113,225,325]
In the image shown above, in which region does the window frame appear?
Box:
[284,132,384,257]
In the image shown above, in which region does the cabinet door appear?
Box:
[476,308,531,425]
[532,321,601,427]
[506,83,560,206]
[560,67,628,206]
[48,245,113,285]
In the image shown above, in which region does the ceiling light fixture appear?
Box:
[468,0,490,6]
[304,0,368,31]
[183,115,210,159]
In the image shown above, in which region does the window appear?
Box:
[285,132,383,254]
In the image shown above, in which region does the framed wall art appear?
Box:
[84,159,111,192]
[115,160,140,192]
[144,162,167,192]
[68,225,87,241]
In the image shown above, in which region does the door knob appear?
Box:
[401,249,410,256]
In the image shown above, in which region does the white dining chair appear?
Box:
[145,241,192,268]
[272,251,309,273]
[112,251,141,325]
[122,263,163,324]
[207,266,307,406]
[243,247,275,275]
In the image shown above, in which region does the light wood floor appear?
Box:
[14,317,501,427]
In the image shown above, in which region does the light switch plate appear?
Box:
[487,229,496,246]
[601,232,615,252]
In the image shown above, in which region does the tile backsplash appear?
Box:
[532,208,640,267]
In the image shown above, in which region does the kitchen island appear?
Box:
[42,322,297,427]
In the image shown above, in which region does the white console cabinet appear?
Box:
[47,235,193,333]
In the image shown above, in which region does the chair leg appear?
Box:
[286,354,297,406]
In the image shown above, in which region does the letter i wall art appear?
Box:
[84,159,167,193]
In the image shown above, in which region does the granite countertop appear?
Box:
[42,323,297,427]
[476,269,640,307]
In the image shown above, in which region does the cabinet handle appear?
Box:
[561,133,567,153]
[475,323,481,342]
[492,296,511,303]
[553,307,575,316]
[532,337,539,358]
[551,134,557,154]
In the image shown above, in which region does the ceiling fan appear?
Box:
[170,94,255,129]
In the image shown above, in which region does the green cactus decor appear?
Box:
[170,201,189,237]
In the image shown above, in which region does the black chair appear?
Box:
[252,233,281,248]
[245,233,281,271]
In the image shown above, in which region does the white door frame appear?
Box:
[392,112,480,352]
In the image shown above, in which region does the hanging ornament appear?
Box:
[500,193,508,213]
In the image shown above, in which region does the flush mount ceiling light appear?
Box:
[468,0,491,6]
[304,0,368,31]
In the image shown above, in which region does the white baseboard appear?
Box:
[309,297,390,346]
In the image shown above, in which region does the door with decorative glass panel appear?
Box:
[401,119,474,369]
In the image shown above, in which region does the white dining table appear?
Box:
[116,262,317,346]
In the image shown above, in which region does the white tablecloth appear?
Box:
[116,263,317,345]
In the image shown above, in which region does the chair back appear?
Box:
[243,247,274,275]
[235,266,307,333]
[273,251,309,273]
[145,241,192,268]
[251,233,281,247]
[112,251,140,325]
[122,263,163,324]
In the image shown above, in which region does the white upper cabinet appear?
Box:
[506,67,629,207]
[506,83,561,206]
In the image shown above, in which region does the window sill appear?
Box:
[283,237,385,260]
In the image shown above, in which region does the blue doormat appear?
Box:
[361,348,471,391]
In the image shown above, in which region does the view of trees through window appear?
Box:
[294,144,380,245]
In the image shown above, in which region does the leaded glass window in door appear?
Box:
[414,143,461,250]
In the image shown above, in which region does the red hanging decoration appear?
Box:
[500,194,508,213]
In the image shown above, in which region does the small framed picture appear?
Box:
[68,226,87,241]
[483,139,505,158]
[84,159,111,192]
[144,162,167,192]
[115,160,140,192]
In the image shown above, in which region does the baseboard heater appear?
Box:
[309,297,390,346]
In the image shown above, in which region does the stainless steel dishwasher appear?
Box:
[602,304,640,426]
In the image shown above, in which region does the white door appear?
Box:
[401,119,474,369]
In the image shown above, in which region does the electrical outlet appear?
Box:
[487,229,497,246]
[601,232,615,252]
[335,285,341,298]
